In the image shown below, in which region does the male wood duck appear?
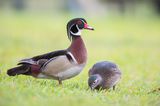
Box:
[7,18,94,85]
[88,61,121,90]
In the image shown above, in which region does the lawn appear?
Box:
[0,13,160,106]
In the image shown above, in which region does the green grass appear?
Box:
[0,13,160,106]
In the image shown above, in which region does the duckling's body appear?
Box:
[88,61,121,90]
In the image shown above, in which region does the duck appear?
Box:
[88,61,121,90]
[7,18,94,85]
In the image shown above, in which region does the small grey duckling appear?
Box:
[88,61,121,90]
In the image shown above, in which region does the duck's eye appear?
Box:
[77,20,82,25]
[77,20,84,29]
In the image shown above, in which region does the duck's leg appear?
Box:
[58,78,62,85]
[113,85,116,90]
[58,80,62,85]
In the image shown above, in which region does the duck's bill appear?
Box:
[84,23,94,30]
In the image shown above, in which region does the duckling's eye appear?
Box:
[93,80,98,84]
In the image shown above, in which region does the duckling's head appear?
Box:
[88,74,103,90]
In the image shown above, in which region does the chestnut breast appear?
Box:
[69,37,87,64]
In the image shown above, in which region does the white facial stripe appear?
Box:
[69,23,75,30]
[69,24,81,36]
[81,19,85,24]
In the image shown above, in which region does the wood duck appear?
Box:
[7,18,94,85]
[88,61,121,90]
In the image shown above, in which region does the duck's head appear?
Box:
[67,18,94,40]
[88,74,103,90]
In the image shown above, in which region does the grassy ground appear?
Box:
[0,13,160,106]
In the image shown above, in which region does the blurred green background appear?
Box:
[0,0,160,106]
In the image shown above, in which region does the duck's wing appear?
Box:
[18,50,76,65]
[8,50,77,77]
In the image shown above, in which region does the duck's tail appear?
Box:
[7,65,31,76]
